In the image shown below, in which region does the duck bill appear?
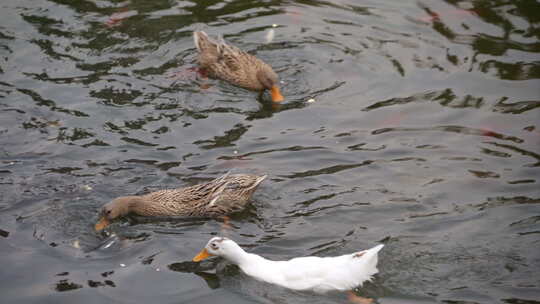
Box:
[193,248,214,262]
[94,216,110,231]
[270,85,284,102]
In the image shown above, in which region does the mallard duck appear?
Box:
[193,31,284,102]
[193,237,383,298]
[95,173,266,231]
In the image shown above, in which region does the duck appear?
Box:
[193,31,284,102]
[193,237,383,302]
[94,173,266,231]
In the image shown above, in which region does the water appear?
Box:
[1,0,539,303]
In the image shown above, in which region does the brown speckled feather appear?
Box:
[98,173,267,223]
[193,31,279,92]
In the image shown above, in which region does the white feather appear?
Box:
[200,237,383,293]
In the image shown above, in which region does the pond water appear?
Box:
[1,0,539,303]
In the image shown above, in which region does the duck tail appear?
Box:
[246,175,267,191]
[213,171,231,183]
[354,244,384,277]
[194,31,239,59]
[193,31,213,52]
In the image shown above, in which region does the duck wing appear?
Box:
[141,172,231,216]
[270,244,384,292]
[194,31,245,69]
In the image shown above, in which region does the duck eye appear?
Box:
[210,243,218,250]
[106,210,111,215]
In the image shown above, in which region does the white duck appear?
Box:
[193,237,383,302]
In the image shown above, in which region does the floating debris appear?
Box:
[272,24,278,28]
[72,240,80,249]
[47,120,61,127]
[102,240,115,249]
[82,185,92,191]
[307,98,315,103]
[199,83,211,90]
[265,29,275,43]
[120,263,126,267]
[0,229,9,238]
[105,9,138,27]
[457,1,474,10]
[417,8,475,23]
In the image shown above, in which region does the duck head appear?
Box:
[94,196,139,231]
[193,237,245,262]
[257,68,284,102]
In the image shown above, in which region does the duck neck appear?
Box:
[222,243,253,266]
[125,196,150,216]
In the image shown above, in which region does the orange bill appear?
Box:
[192,248,214,262]
[94,216,110,231]
[270,85,284,102]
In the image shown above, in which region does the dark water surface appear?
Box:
[1,0,539,303]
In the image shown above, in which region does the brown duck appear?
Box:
[95,172,266,231]
[193,31,284,102]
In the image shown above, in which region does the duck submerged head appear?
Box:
[94,196,139,231]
